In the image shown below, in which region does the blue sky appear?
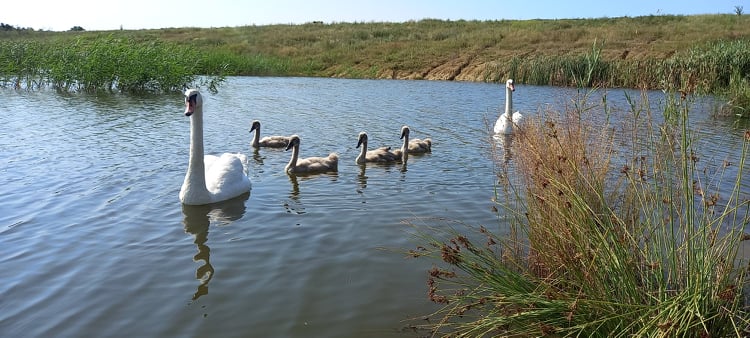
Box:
[3,0,747,31]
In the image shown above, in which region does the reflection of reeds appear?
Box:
[411,89,750,337]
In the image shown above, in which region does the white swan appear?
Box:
[249,120,290,148]
[285,135,339,174]
[179,89,252,205]
[493,79,523,134]
[355,132,400,164]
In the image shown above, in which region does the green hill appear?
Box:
[2,15,750,102]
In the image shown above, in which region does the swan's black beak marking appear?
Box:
[285,138,297,151]
[184,94,197,117]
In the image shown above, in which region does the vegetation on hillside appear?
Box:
[0,15,749,113]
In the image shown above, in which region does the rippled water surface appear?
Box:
[1,77,747,337]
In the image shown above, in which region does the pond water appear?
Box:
[1,77,748,337]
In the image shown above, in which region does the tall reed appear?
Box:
[410,89,750,336]
[507,39,750,96]
[0,35,225,93]
[723,71,750,118]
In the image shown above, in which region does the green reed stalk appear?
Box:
[502,38,750,102]
[0,36,225,93]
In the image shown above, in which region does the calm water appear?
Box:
[1,77,747,337]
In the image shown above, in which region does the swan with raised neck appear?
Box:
[284,135,339,174]
[355,132,400,164]
[180,89,251,205]
[249,120,290,148]
[494,79,522,134]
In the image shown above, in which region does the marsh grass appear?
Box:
[508,38,750,96]
[3,15,750,100]
[0,35,225,93]
[722,72,750,118]
[409,89,750,336]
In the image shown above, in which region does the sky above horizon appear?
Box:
[3,0,747,31]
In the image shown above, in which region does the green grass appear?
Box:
[409,89,750,336]
[722,71,750,118]
[0,35,225,93]
[2,15,750,102]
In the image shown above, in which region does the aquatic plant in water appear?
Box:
[0,36,225,93]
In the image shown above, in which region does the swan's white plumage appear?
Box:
[204,153,250,198]
[355,132,400,164]
[494,79,523,134]
[180,89,251,205]
[285,135,339,174]
[249,120,290,148]
[495,111,523,134]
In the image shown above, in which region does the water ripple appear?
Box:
[0,77,744,338]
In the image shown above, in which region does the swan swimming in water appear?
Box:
[284,135,339,174]
[249,120,291,148]
[401,125,432,154]
[493,79,523,134]
[179,89,252,205]
[355,132,400,164]
[392,125,431,161]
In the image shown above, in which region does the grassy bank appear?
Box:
[1,15,749,111]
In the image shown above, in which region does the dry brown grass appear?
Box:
[511,98,616,279]
[410,88,750,336]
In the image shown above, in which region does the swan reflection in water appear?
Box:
[182,192,250,301]
[493,132,515,164]
[284,174,307,215]
[357,165,368,191]
[251,148,264,166]
[356,161,408,193]
[284,172,339,215]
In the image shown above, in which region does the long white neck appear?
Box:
[401,131,409,163]
[356,139,367,164]
[251,125,260,147]
[505,86,513,120]
[286,143,299,172]
[180,106,211,204]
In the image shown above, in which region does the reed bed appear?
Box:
[409,89,750,336]
[505,39,750,94]
[0,36,225,93]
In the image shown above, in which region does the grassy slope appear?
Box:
[3,14,750,82]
